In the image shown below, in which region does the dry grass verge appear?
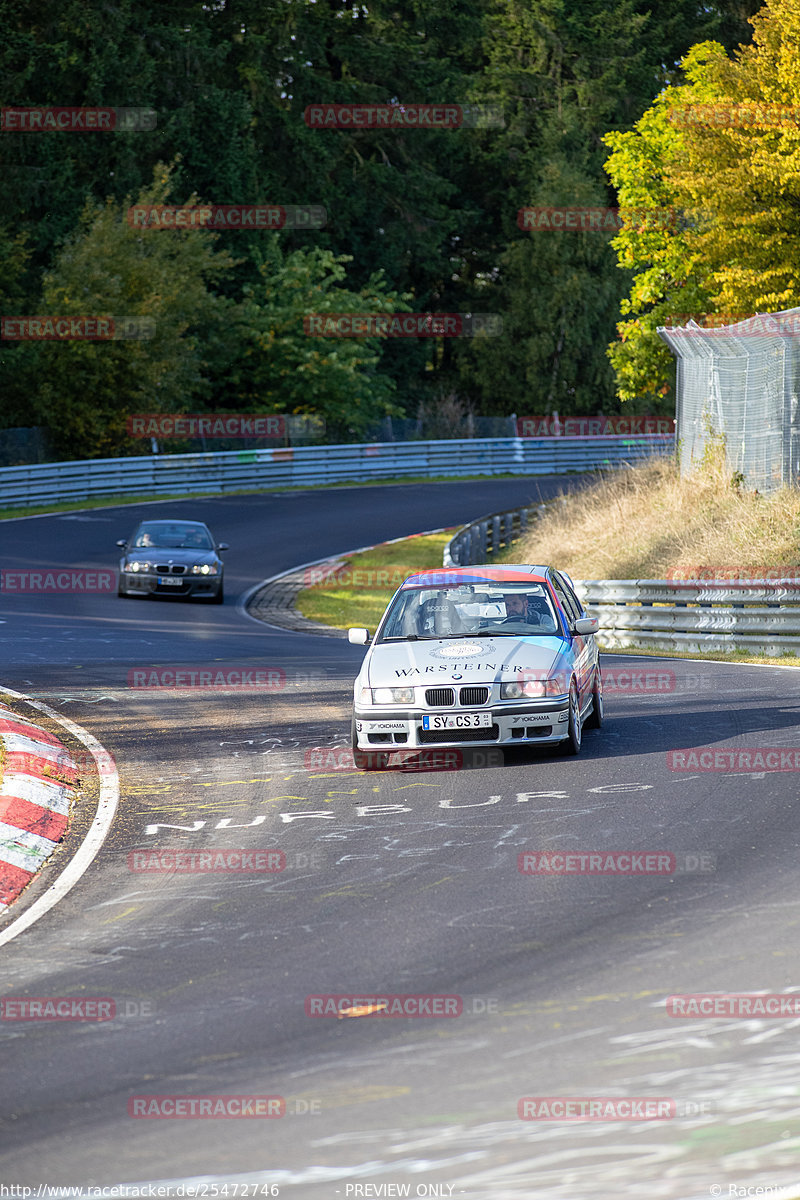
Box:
[505,445,800,580]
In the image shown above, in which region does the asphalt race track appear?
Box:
[2,478,800,1199]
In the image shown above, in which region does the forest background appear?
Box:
[5,0,794,461]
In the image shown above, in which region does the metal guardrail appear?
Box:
[444,505,800,655]
[578,579,800,655]
[0,435,674,510]
[444,502,546,566]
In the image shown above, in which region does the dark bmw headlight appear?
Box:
[127,561,154,574]
[190,563,219,575]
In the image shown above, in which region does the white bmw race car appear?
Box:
[348,564,601,769]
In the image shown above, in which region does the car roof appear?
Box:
[401,564,551,587]
[134,519,209,527]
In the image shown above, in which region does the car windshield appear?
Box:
[131,524,213,550]
[378,582,561,640]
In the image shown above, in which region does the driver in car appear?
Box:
[502,593,551,629]
[502,593,529,622]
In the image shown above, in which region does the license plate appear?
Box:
[422,711,493,731]
[157,577,184,587]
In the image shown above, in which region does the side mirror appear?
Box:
[348,627,370,646]
[217,543,229,551]
[116,539,127,548]
[574,616,599,635]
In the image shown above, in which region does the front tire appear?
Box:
[584,666,603,729]
[561,680,582,755]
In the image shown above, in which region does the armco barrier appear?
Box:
[443,509,800,655]
[0,435,673,510]
[444,502,546,565]
[577,579,800,656]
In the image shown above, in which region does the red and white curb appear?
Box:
[0,690,119,945]
[0,708,78,910]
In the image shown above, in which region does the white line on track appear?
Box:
[0,686,119,947]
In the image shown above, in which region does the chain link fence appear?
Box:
[659,308,800,492]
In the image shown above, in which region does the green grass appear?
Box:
[294,530,456,630]
[598,643,800,669]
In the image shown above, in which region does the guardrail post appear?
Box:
[491,515,501,557]
[479,521,488,560]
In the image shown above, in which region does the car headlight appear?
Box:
[544,670,570,696]
[191,563,219,575]
[128,561,153,574]
[372,687,415,704]
[500,679,545,699]
[500,671,570,699]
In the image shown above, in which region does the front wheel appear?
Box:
[351,716,389,771]
[584,666,603,729]
[561,681,582,755]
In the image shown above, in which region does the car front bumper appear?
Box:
[353,701,571,750]
[121,572,222,598]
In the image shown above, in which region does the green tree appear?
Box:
[222,237,408,441]
[604,0,800,403]
[0,0,766,453]
[31,167,238,459]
